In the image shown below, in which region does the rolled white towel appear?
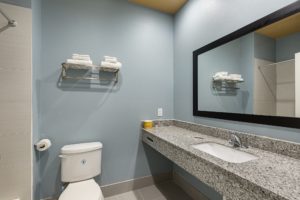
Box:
[101,61,122,69]
[105,58,118,63]
[66,59,93,66]
[104,56,118,62]
[214,72,228,77]
[213,76,228,81]
[228,74,242,79]
[73,53,90,58]
[72,54,91,61]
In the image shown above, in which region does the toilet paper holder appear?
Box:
[35,139,52,152]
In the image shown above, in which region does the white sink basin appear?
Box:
[192,143,258,163]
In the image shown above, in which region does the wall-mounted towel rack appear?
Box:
[0,8,17,33]
[61,63,119,83]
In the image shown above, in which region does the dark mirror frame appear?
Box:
[193,1,300,129]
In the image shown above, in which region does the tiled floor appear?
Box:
[104,181,193,200]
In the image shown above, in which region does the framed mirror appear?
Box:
[193,1,300,128]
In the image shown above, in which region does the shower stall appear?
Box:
[254,53,300,117]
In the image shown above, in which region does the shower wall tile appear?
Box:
[0,2,32,200]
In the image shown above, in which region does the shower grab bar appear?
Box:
[0,8,17,33]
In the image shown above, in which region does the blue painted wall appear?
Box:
[37,0,174,198]
[253,32,300,63]
[0,0,30,8]
[276,32,300,62]
[197,32,255,115]
[174,0,299,199]
[32,0,41,199]
[239,33,255,114]
[254,33,276,62]
[197,35,251,114]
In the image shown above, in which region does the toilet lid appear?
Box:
[59,179,104,200]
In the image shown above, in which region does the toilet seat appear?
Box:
[58,179,104,200]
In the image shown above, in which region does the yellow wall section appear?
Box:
[129,0,187,14]
[256,12,300,39]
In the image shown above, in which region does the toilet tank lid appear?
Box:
[61,142,103,154]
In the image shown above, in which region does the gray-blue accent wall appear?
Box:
[36,0,174,198]
[32,0,41,199]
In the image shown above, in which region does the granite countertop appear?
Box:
[143,125,300,200]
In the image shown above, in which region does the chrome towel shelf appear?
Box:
[61,63,119,82]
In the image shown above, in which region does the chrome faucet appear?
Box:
[229,134,243,148]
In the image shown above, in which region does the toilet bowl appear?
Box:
[59,179,104,200]
[58,142,104,200]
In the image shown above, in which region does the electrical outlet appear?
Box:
[157,108,163,117]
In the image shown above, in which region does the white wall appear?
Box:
[0,2,32,200]
[253,59,276,116]
[276,60,295,117]
[295,53,300,117]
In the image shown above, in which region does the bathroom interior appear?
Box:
[0,0,300,200]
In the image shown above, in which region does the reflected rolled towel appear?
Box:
[213,72,228,80]
[66,59,93,66]
[228,74,242,79]
[214,71,228,77]
[101,61,122,69]
[228,74,243,81]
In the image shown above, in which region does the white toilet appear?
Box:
[58,142,104,200]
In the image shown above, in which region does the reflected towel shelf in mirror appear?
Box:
[212,79,244,84]
[61,63,119,82]
[212,79,244,91]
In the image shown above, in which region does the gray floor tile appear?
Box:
[105,181,192,200]
[105,190,143,200]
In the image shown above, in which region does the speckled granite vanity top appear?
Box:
[142,120,300,200]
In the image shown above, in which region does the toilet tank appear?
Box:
[60,142,103,182]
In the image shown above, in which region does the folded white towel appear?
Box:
[73,54,90,58]
[213,76,243,82]
[72,54,91,61]
[104,56,117,60]
[214,72,228,77]
[213,72,228,79]
[213,76,227,81]
[104,56,118,62]
[101,61,122,69]
[105,58,118,63]
[66,59,93,66]
[228,74,242,79]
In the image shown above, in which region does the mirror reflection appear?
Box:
[198,12,300,117]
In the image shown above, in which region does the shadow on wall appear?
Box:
[39,149,62,199]
[38,68,125,198]
[133,129,173,181]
